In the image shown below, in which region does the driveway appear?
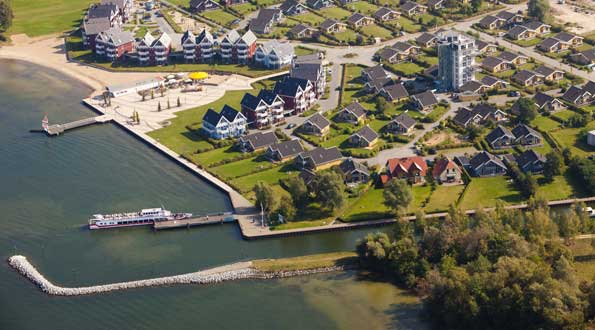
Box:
[317,63,342,111]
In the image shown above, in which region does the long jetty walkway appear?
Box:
[44,115,113,136]
[154,213,235,230]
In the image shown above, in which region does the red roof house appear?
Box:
[385,156,428,184]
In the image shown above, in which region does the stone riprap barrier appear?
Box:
[8,256,347,296]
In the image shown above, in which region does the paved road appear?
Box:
[317,63,342,111]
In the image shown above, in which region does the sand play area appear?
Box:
[550,0,595,34]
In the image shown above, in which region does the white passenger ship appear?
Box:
[89,208,192,230]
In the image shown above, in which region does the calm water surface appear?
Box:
[0,60,425,330]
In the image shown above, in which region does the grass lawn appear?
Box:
[147,89,252,155]
[189,146,244,167]
[511,38,543,47]
[295,46,316,56]
[201,9,239,27]
[253,252,357,271]
[320,133,351,148]
[292,12,326,26]
[387,61,425,75]
[417,54,439,66]
[570,238,595,258]
[459,176,524,209]
[550,122,595,157]
[232,3,258,15]
[411,185,432,210]
[359,24,393,40]
[368,118,391,132]
[418,13,444,26]
[535,174,576,201]
[531,115,560,132]
[255,0,284,5]
[396,17,421,33]
[333,30,359,43]
[318,7,353,20]
[424,185,465,213]
[424,105,449,122]
[574,260,595,282]
[10,0,95,36]
[347,1,380,14]
[230,163,300,193]
[551,109,578,122]
[209,155,276,180]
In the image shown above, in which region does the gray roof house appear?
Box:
[515,149,546,173]
[486,125,515,149]
[266,139,304,161]
[296,147,343,170]
[349,125,379,148]
[250,8,283,34]
[411,90,438,111]
[469,151,507,177]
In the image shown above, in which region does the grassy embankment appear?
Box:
[9,0,94,37]
[253,252,358,272]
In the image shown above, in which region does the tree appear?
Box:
[528,0,550,23]
[284,176,308,207]
[253,181,278,216]
[157,102,161,112]
[466,124,482,141]
[376,96,390,114]
[383,179,413,215]
[471,0,482,12]
[515,97,537,124]
[543,151,562,182]
[313,171,346,212]
[0,0,13,34]
[275,195,296,221]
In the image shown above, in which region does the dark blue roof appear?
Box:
[240,93,260,110]
[273,76,310,96]
[258,89,279,104]
[203,108,222,126]
[220,105,240,122]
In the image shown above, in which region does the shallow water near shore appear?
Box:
[0,59,426,330]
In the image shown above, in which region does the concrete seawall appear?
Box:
[8,256,346,296]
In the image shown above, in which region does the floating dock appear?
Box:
[43,115,113,136]
[153,213,235,230]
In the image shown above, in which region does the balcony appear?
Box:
[201,53,214,58]
[137,46,149,51]
[154,50,167,56]
[184,54,195,60]
[96,50,105,55]
[221,53,232,58]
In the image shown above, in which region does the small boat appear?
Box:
[583,207,595,218]
[89,208,192,230]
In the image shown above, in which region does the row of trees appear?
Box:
[356,201,595,329]
[253,170,348,224]
[0,0,12,40]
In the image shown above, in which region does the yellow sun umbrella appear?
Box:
[188,72,209,80]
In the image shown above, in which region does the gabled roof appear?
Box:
[512,70,540,83]
[554,32,581,43]
[353,125,378,143]
[87,3,118,20]
[416,32,437,45]
[392,41,418,53]
[534,65,561,77]
[290,62,322,82]
[83,17,111,35]
[539,37,561,50]
[453,108,476,126]
[139,31,156,47]
[486,125,514,144]
[498,51,526,62]
[240,92,261,110]
[583,81,595,95]
[534,92,556,108]
[304,113,330,130]
[220,105,243,122]
[221,29,240,44]
[523,20,549,30]
[274,76,311,96]
[203,108,226,126]
[562,85,591,103]
[495,10,517,20]
[290,23,313,36]
[299,147,342,166]
[432,157,461,178]
[472,103,500,118]
[269,139,304,158]
[479,15,504,27]
[97,27,135,46]
[427,0,443,7]
[299,168,316,186]
[481,75,506,87]
[240,131,279,149]
[571,49,595,62]
[250,8,281,32]
[258,39,294,58]
[401,1,423,12]
[280,0,303,13]
[393,112,416,129]
[506,25,529,39]
[342,102,367,118]
[379,47,400,61]
[475,39,495,51]
[362,65,388,81]
[412,90,438,107]
[459,80,484,93]
[512,124,541,140]
[196,29,214,44]
[340,158,369,176]
[469,151,506,171]
[381,83,409,100]
[182,30,196,44]
[239,30,257,45]
[320,19,344,30]
[516,149,545,169]
[387,156,428,176]
[374,7,399,20]
[258,89,283,105]
[482,56,506,69]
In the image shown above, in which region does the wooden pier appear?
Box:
[153,213,235,230]
[44,115,113,136]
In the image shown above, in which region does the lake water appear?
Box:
[0,59,425,330]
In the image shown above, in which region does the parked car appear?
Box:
[287,123,297,129]
[508,91,520,97]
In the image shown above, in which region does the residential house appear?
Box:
[295,147,343,171]
[348,125,379,148]
[515,150,546,173]
[511,70,544,87]
[554,32,584,48]
[280,0,307,16]
[289,24,318,39]
[201,105,247,139]
[393,41,421,57]
[506,25,537,40]
[512,124,542,146]
[569,49,595,66]
[481,75,508,90]
[241,89,285,128]
[378,48,403,64]
[427,0,444,10]
[469,151,507,176]
[400,1,427,17]
[250,8,283,34]
[307,0,333,9]
[538,37,568,53]
[319,19,347,33]
[533,65,564,81]
[486,125,515,149]
[475,40,497,54]
[181,30,198,63]
[454,155,471,172]
[416,32,438,48]
[234,30,258,64]
[86,3,121,26]
[453,103,507,127]
[523,21,551,35]
[189,0,220,12]
[478,15,506,30]
[588,131,595,147]
[362,64,391,85]
[299,168,317,188]
[459,80,487,94]
[137,32,171,66]
[336,102,367,124]
[380,83,409,102]
[339,0,359,4]
[498,51,528,65]
[347,13,374,28]
[267,139,304,162]
[301,113,330,136]
[94,27,135,62]
[495,10,524,28]
[219,30,240,63]
[374,7,400,21]
[452,107,482,127]
[273,76,316,114]
[238,131,279,152]
[384,156,428,184]
[339,158,370,184]
[384,112,416,134]
[101,0,133,22]
[562,85,593,105]
[432,157,463,184]
[291,58,326,97]
[184,29,215,63]
[411,90,438,112]
[533,92,565,112]
[82,18,112,49]
[221,0,249,5]
[481,56,512,73]
[254,40,294,68]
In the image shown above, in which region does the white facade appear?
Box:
[438,31,477,91]
[588,130,595,147]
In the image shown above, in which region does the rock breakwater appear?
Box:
[8,255,347,296]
